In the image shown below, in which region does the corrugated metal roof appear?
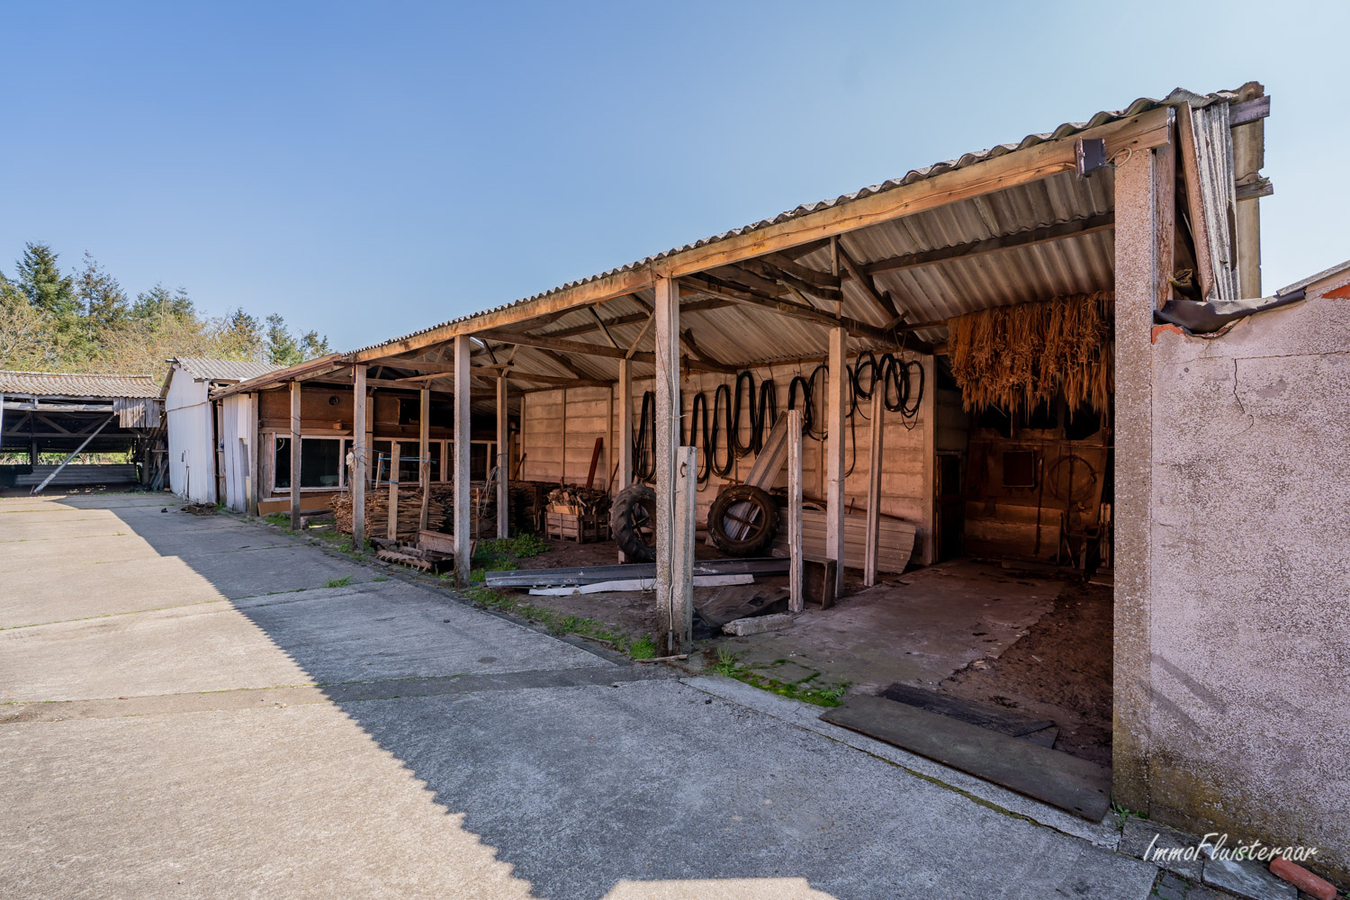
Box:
[1278,258,1350,296]
[347,87,1238,358]
[0,370,161,399]
[173,357,288,383]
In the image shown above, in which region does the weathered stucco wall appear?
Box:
[1146,274,1350,880]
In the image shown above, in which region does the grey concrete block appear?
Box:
[1204,856,1298,900]
[723,613,794,635]
[1119,817,1204,880]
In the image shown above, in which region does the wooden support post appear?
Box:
[616,356,633,563]
[919,353,937,566]
[289,381,302,530]
[864,389,884,587]
[387,441,400,541]
[246,392,260,517]
[352,365,367,551]
[787,409,804,612]
[653,276,689,653]
[825,325,847,599]
[418,387,431,533]
[671,444,696,648]
[497,375,509,539]
[453,334,472,585]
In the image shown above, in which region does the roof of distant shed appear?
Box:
[172,357,288,383]
[0,370,161,400]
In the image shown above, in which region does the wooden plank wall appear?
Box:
[519,358,932,561]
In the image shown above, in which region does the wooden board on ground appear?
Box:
[695,584,790,627]
[880,683,1058,748]
[820,694,1110,821]
[772,509,916,574]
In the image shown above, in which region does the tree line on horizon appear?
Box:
[0,242,331,379]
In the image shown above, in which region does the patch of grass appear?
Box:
[372,576,390,583]
[463,584,653,658]
[323,576,352,589]
[263,513,290,527]
[476,532,551,559]
[709,649,848,707]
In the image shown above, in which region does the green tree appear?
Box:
[11,242,76,317]
[76,252,129,335]
[299,329,330,359]
[131,283,195,327]
[265,313,302,365]
[220,308,264,360]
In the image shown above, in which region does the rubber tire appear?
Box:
[611,484,658,563]
[707,485,781,557]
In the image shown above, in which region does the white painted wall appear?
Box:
[165,369,215,504]
[219,394,253,511]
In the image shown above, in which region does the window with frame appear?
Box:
[274,436,344,490]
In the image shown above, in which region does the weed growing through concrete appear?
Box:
[324,576,352,589]
[372,576,390,583]
[711,649,848,707]
[463,584,654,658]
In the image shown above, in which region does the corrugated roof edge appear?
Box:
[219,85,1243,398]
[341,87,1238,357]
[210,353,348,399]
[1278,259,1350,297]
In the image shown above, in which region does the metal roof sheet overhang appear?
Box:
[216,86,1256,399]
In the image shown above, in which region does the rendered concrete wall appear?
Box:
[1145,272,1350,880]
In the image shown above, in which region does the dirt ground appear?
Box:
[939,578,1114,767]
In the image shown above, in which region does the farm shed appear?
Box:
[163,357,286,504]
[0,370,164,491]
[208,354,510,522]
[217,83,1350,877]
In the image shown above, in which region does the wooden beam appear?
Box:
[352,365,367,550]
[864,388,884,587]
[740,257,843,302]
[678,328,737,374]
[680,273,902,346]
[787,408,804,613]
[418,387,431,533]
[763,252,841,291]
[861,212,1115,277]
[387,440,400,541]
[837,240,900,321]
[453,335,472,585]
[653,276,689,653]
[589,307,620,349]
[544,298,727,339]
[483,327,728,374]
[497,375,509,539]
[617,357,632,498]
[289,381,301,530]
[826,326,847,599]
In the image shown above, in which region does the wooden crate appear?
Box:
[545,510,610,544]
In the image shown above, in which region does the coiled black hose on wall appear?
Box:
[631,353,923,488]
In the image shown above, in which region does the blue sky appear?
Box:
[2,1,1345,350]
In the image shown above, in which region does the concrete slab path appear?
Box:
[0,493,1165,900]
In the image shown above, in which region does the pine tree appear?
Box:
[221,309,264,360]
[299,330,330,359]
[13,243,76,317]
[76,252,130,335]
[265,314,302,365]
[131,283,195,327]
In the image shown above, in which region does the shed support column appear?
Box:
[919,353,937,565]
[653,276,690,653]
[1112,141,1171,815]
[825,325,847,599]
[864,389,884,587]
[352,365,367,551]
[387,442,401,540]
[497,375,509,539]
[453,335,472,586]
[246,392,260,517]
[787,409,804,612]
[616,357,633,562]
[289,381,302,530]
[418,387,431,533]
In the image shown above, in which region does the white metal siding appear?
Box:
[219,394,251,511]
[165,371,215,504]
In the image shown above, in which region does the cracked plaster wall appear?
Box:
[1145,275,1350,881]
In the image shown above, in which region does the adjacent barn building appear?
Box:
[0,370,164,492]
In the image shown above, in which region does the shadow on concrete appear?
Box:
[25,494,1148,900]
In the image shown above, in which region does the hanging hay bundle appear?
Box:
[947,291,1114,416]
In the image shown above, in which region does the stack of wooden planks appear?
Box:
[333,489,446,542]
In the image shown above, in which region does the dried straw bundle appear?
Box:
[948,292,1114,415]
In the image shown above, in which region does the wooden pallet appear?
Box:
[545,510,609,543]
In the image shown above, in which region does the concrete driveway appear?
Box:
[0,494,1165,900]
